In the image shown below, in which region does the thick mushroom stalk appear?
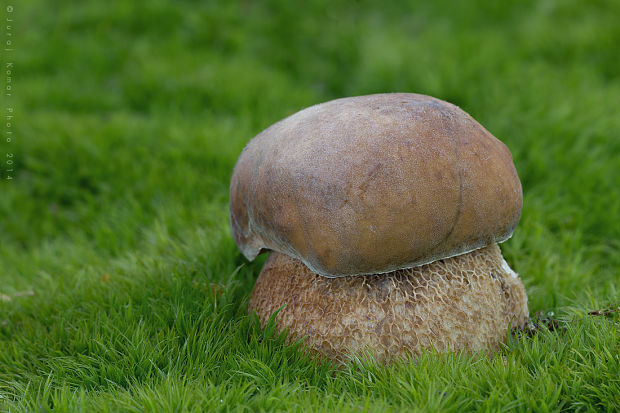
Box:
[249,244,528,363]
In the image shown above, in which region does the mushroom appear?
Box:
[230,93,529,363]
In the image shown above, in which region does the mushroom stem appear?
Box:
[249,244,528,363]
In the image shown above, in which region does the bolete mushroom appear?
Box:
[230,93,528,363]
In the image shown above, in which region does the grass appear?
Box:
[0,0,619,411]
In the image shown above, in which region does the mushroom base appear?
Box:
[248,244,528,363]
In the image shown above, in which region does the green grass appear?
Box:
[1,0,619,411]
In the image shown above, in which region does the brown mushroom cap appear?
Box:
[249,244,529,363]
[230,93,522,277]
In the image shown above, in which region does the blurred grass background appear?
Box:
[0,0,619,411]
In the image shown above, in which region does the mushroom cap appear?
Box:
[249,245,529,363]
[230,93,522,277]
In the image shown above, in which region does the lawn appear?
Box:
[1,0,619,411]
